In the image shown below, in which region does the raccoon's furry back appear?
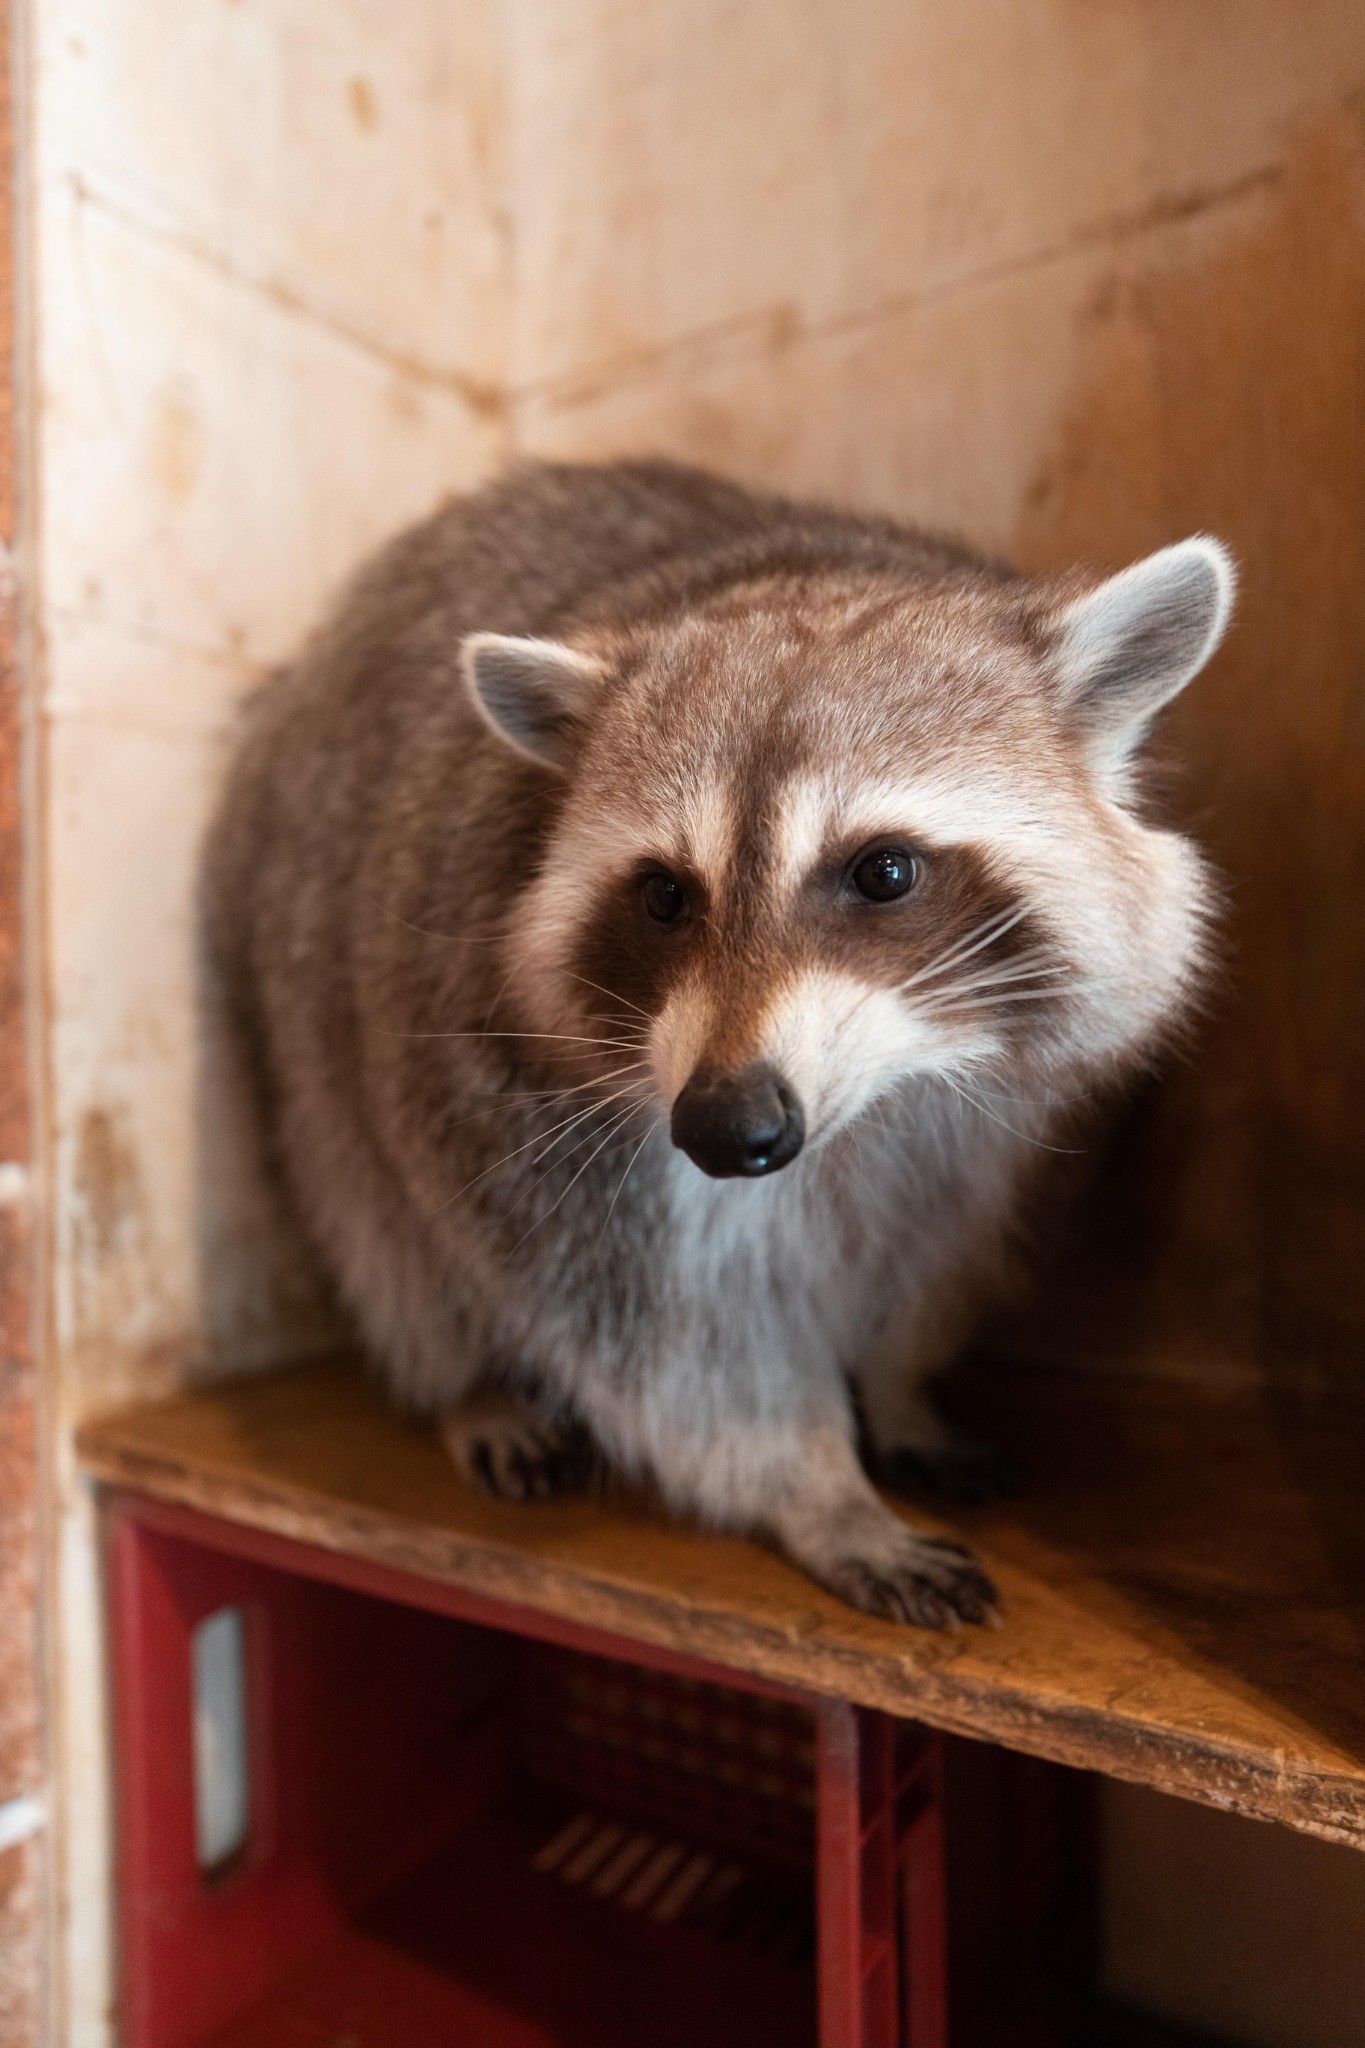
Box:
[202,460,1000,1396]
[201,457,1228,1627]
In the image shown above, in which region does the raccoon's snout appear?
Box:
[670,1064,805,1179]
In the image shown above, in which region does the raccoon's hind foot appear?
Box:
[441,1392,598,1503]
[876,1428,1019,1507]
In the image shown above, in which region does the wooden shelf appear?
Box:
[77,1359,1365,1850]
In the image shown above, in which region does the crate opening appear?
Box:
[121,1525,818,2048]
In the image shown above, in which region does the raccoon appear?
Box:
[203,459,1231,1628]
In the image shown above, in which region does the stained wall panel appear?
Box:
[31,9,512,2042]
[503,0,1365,394]
[36,0,508,391]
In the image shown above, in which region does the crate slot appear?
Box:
[191,1606,249,1874]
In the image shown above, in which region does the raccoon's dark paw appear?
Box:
[824,1532,999,1630]
[441,1399,597,1503]
[788,1502,999,1630]
[877,1432,1020,1507]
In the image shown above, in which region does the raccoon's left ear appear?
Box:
[1052,537,1236,772]
[460,632,604,770]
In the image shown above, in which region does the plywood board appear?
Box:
[77,1361,1365,1850]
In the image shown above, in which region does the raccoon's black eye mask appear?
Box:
[638,845,923,929]
[638,842,923,926]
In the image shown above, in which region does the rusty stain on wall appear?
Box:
[347,76,379,135]
[72,1106,143,1267]
[66,1104,202,1414]
[146,386,202,502]
[1012,107,1365,1388]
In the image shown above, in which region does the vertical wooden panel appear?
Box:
[1011,104,1365,1390]
[0,0,45,2039]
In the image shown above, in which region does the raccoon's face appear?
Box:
[463,540,1233,1180]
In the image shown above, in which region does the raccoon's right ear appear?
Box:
[460,632,604,770]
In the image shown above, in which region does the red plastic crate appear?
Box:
[104,1494,952,2048]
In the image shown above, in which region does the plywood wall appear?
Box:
[38,0,1365,1436]
[37,1,513,1425]
[506,0,1365,1395]
[23,4,1365,2041]
[28,8,512,2039]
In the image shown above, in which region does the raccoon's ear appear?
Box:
[461,632,603,770]
[1052,538,1235,770]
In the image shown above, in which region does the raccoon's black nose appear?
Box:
[670,1064,805,1179]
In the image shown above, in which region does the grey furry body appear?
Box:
[204,460,1229,1624]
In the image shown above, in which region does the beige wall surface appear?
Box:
[28,6,510,2039]
[38,0,510,1424]
[21,2,1365,2042]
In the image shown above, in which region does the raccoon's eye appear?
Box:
[643,869,687,923]
[852,848,919,903]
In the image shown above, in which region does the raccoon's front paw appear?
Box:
[441,1394,597,1503]
[787,1500,999,1629]
[826,1531,998,1630]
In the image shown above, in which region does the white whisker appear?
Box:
[896,907,1029,994]
[428,1081,647,1216]
[567,972,652,1020]
[528,1081,649,1166]
[940,1075,1083,1154]
[451,1061,653,1127]
[596,1117,664,1244]
[920,987,1067,1015]
[963,1080,1089,1109]
[384,1029,645,1049]
[512,1102,644,1250]
[942,954,1061,997]
[366,896,505,946]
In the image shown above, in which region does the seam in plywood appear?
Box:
[515,160,1284,418]
[59,165,508,424]
[47,147,1285,449]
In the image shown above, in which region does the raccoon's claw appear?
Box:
[837,1561,956,1630]
[878,1434,1020,1507]
[441,1399,597,1502]
[785,1499,998,1622]
[807,1526,999,1630]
